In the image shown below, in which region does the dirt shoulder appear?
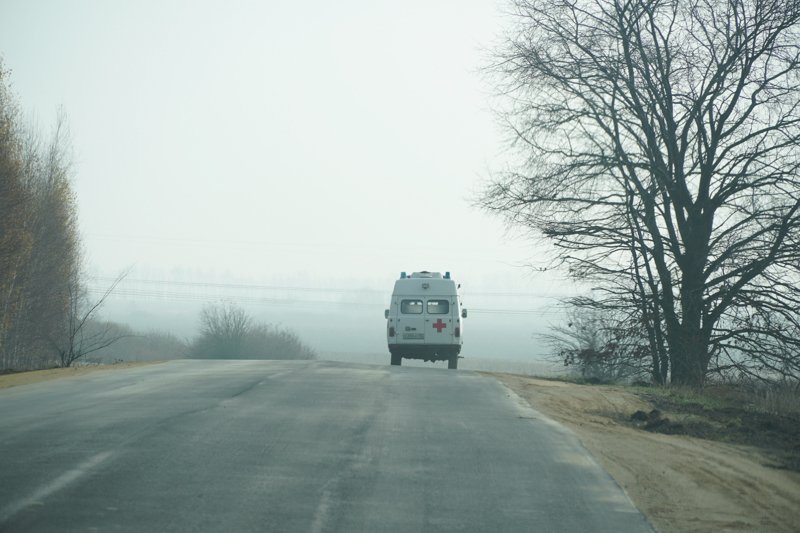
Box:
[0,361,166,389]
[489,373,800,533]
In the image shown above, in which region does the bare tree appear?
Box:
[53,271,129,368]
[481,0,800,385]
[0,64,28,370]
[1,63,83,371]
[190,303,253,359]
[16,115,81,366]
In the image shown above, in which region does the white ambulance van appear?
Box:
[384,271,467,369]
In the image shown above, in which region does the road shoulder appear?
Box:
[489,373,800,533]
[0,361,166,389]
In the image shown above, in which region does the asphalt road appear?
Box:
[0,360,652,532]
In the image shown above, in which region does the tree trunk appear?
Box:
[670,272,708,386]
[669,326,707,386]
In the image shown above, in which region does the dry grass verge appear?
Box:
[0,361,166,389]
[488,373,800,533]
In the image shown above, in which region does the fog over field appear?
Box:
[1,0,582,363]
[98,273,574,363]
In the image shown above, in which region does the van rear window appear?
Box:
[400,299,423,314]
[427,300,449,314]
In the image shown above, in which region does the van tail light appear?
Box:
[389,327,396,337]
[455,327,460,338]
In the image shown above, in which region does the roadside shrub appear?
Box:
[240,324,317,360]
[544,307,651,384]
[82,321,187,363]
[189,303,316,360]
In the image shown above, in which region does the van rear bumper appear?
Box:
[388,344,461,361]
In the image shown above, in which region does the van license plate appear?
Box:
[402,333,424,340]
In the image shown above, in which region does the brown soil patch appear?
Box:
[0,361,165,389]
[489,373,800,533]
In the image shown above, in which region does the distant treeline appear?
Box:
[84,306,317,363]
[1,63,79,371]
[79,321,187,364]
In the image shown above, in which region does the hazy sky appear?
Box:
[1,1,575,358]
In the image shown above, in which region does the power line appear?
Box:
[87,276,572,317]
[87,287,567,316]
[84,233,532,257]
[89,276,574,299]
[91,277,369,294]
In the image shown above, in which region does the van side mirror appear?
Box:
[461,309,468,319]
[384,309,389,319]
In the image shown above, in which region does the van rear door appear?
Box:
[425,298,455,344]
[396,298,426,344]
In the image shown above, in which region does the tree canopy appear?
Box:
[1,62,82,370]
[482,0,800,385]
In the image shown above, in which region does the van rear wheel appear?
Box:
[448,356,458,370]
[391,353,402,366]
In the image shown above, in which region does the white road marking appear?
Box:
[310,483,335,533]
[0,451,113,523]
